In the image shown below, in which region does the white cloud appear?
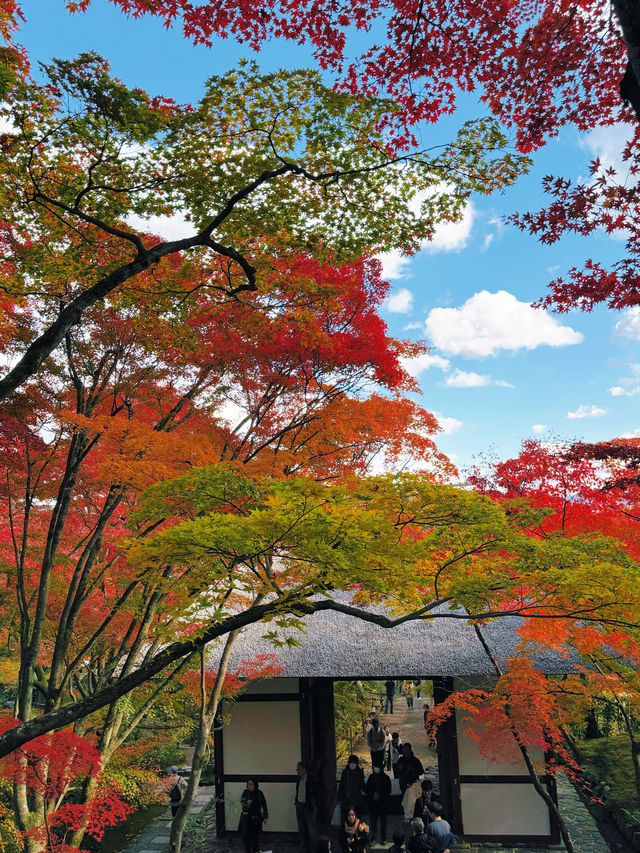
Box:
[481,233,494,252]
[377,189,474,279]
[424,202,475,253]
[621,429,640,438]
[614,307,640,340]
[532,424,548,435]
[403,322,423,331]
[377,250,412,281]
[384,288,414,314]
[445,369,491,388]
[566,404,606,419]
[425,290,583,358]
[608,363,640,397]
[400,352,450,377]
[433,412,463,434]
[443,369,513,389]
[579,124,631,177]
[126,212,193,241]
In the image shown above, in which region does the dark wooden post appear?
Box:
[308,677,337,832]
[433,676,463,835]
[213,705,226,837]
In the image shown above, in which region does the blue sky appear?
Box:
[17,0,639,472]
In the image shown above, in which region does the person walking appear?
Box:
[167,765,187,818]
[365,760,391,844]
[384,680,395,714]
[383,725,392,771]
[401,771,422,830]
[337,755,366,823]
[340,807,369,853]
[366,717,386,768]
[238,778,268,853]
[390,732,402,779]
[295,761,318,853]
[402,681,414,710]
[397,743,423,794]
[413,780,436,824]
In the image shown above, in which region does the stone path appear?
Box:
[121,788,214,853]
[555,775,611,853]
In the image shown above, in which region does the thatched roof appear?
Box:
[221,596,577,677]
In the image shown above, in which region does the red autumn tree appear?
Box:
[83,0,640,314]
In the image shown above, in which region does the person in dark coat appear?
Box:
[384,680,395,714]
[365,759,391,843]
[238,778,268,853]
[337,755,366,823]
[340,806,369,853]
[407,819,439,853]
[413,780,437,824]
[397,743,424,794]
[388,828,405,853]
[296,761,318,853]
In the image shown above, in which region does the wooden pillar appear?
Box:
[213,704,226,837]
[308,677,337,832]
[433,676,463,835]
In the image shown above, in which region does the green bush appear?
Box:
[0,802,22,853]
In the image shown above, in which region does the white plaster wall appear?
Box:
[460,783,551,836]
[453,677,544,775]
[224,780,298,833]
[223,700,301,775]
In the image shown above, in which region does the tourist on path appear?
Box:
[295,761,318,853]
[340,807,369,853]
[167,765,187,818]
[390,733,402,779]
[407,819,439,853]
[402,681,414,709]
[413,780,436,824]
[383,725,392,770]
[384,680,395,714]
[238,777,268,853]
[338,755,366,823]
[366,717,386,768]
[402,771,423,827]
[388,828,406,853]
[425,803,456,853]
[365,759,391,843]
[397,743,423,794]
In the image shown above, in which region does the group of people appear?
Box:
[228,683,449,853]
[335,734,454,852]
[231,737,455,853]
[381,680,425,715]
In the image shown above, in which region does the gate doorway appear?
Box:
[329,678,444,844]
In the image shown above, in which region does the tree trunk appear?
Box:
[584,708,602,740]
[613,0,640,121]
[631,739,640,807]
[473,625,576,853]
[170,631,239,853]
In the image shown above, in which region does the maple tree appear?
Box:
[463,439,640,844]
[0,3,638,849]
[0,40,528,402]
[0,240,454,851]
[85,0,640,315]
